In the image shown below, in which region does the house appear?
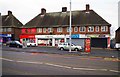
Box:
[115,27,120,43]
[21,4,111,48]
[0,11,23,43]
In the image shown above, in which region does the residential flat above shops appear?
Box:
[1,4,112,48]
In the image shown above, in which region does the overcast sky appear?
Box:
[0,0,119,37]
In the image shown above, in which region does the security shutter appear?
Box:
[91,38,107,48]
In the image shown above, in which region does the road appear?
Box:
[1,48,120,75]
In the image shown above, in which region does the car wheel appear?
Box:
[60,47,64,50]
[30,44,32,47]
[74,48,79,51]
[16,45,19,48]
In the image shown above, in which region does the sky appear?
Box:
[0,0,119,38]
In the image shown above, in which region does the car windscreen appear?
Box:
[15,41,22,45]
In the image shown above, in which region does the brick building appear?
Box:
[115,27,120,43]
[0,11,23,43]
[20,4,111,48]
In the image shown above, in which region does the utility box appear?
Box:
[84,38,91,53]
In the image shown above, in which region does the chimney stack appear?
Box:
[86,4,90,11]
[62,7,67,12]
[8,11,12,15]
[41,8,46,15]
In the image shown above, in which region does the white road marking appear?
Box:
[1,57,120,73]
[73,67,99,71]
[16,61,43,64]
[73,67,108,71]
[109,70,120,73]
[0,57,14,62]
[45,63,71,69]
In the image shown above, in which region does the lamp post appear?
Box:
[69,0,72,52]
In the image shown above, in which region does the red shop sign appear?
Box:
[20,35,35,39]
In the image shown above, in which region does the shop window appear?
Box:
[79,27,86,32]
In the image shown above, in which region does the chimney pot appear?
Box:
[86,4,90,11]
[8,11,12,15]
[41,8,46,15]
[62,7,67,12]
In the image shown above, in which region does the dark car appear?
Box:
[8,41,23,48]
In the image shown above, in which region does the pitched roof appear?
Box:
[116,27,120,32]
[24,7,111,28]
[2,11,23,28]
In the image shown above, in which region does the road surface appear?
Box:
[2,50,119,75]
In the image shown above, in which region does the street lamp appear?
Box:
[69,0,72,52]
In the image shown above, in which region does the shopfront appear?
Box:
[86,34,110,48]
[35,35,69,46]
[20,34,36,44]
[0,34,12,43]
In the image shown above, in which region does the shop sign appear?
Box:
[45,35,53,38]
[20,35,35,39]
[71,34,79,38]
[0,34,12,37]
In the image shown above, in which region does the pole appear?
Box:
[69,0,72,52]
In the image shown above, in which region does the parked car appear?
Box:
[7,41,23,48]
[26,42,36,47]
[57,42,82,51]
[114,43,120,50]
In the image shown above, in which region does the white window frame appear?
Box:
[48,28,53,33]
[37,28,42,33]
[0,28,3,32]
[101,26,108,32]
[43,28,46,33]
[7,28,12,32]
[3,28,7,32]
[66,27,73,32]
[57,27,62,32]
[74,27,78,32]
[96,26,99,32]
[88,26,94,32]
[79,27,86,32]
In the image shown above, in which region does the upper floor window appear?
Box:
[0,28,3,32]
[43,28,47,33]
[48,28,53,33]
[96,26,99,32]
[79,27,86,32]
[74,27,78,32]
[101,26,108,32]
[88,26,94,32]
[37,28,42,33]
[31,28,36,33]
[3,28,7,32]
[66,27,73,32]
[57,27,62,32]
